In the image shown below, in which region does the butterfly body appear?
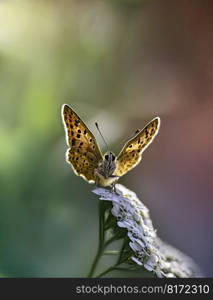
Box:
[62,104,160,187]
[95,170,119,187]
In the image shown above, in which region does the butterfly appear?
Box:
[61,104,160,187]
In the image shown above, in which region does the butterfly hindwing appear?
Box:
[62,104,103,183]
[115,117,160,177]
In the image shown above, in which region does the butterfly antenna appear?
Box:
[95,122,109,150]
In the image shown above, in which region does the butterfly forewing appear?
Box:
[115,117,160,177]
[62,104,103,183]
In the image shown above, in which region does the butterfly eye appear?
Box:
[105,154,109,161]
[112,156,115,161]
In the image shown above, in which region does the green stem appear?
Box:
[104,236,117,248]
[87,201,105,278]
[103,250,119,256]
[95,263,120,278]
[117,238,126,264]
[87,202,130,278]
[95,239,129,277]
[114,267,135,272]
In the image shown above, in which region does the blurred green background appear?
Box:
[0,0,212,277]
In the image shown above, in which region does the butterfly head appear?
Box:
[104,151,116,167]
[103,151,116,176]
[96,151,116,179]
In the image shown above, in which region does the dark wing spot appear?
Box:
[129,145,132,148]
[74,119,80,127]
[80,142,83,145]
[138,140,140,144]
[71,131,74,136]
[89,138,92,142]
[70,124,73,129]
[78,129,81,133]
[84,130,87,135]
[77,134,81,138]
[72,139,76,146]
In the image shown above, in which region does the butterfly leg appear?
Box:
[111,182,120,195]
